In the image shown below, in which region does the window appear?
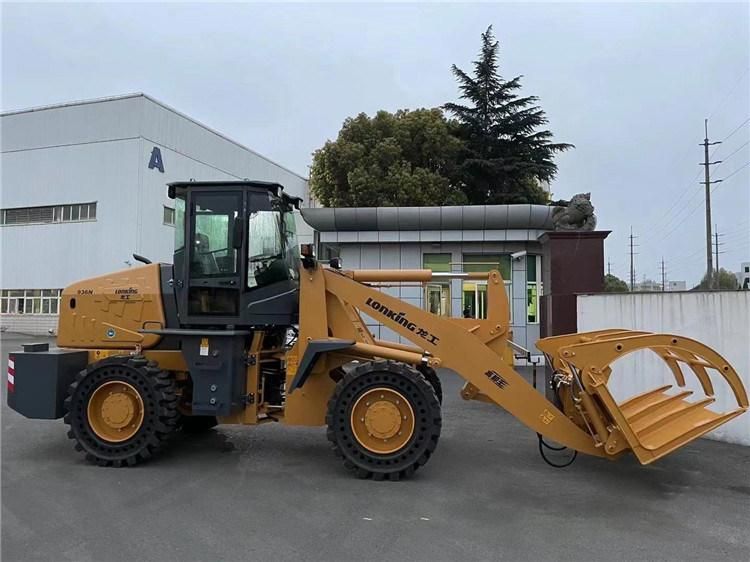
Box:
[174,197,186,250]
[190,194,240,279]
[163,205,176,226]
[1,203,97,226]
[527,255,542,324]
[461,254,512,321]
[423,254,451,316]
[321,244,341,261]
[247,210,299,289]
[1,289,61,315]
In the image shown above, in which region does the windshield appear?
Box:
[247,210,299,288]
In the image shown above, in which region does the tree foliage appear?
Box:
[309,26,571,207]
[604,273,629,293]
[443,26,571,204]
[310,109,467,207]
[693,268,739,291]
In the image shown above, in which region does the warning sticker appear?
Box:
[199,338,209,357]
[7,356,15,392]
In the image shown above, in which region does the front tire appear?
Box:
[63,356,178,467]
[326,360,441,481]
[417,365,443,404]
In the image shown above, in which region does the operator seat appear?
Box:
[191,232,219,275]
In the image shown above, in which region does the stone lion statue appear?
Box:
[551,193,597,231]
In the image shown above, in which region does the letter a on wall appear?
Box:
[148,146,165,173]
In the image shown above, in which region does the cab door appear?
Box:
[181,190,245,323]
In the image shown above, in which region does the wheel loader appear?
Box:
[6,180,748,479]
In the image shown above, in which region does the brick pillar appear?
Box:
[538,231,611,338]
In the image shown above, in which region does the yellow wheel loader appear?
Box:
[7,181,747,478]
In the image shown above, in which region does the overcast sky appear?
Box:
[2,2,748,286]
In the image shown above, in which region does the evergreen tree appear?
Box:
[444,26,572,204]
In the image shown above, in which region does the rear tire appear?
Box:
[326,360,441,480]
[63,356,178,467]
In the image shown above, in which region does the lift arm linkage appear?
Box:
[294,265,605,457]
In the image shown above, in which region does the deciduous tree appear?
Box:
[310,109,467,207]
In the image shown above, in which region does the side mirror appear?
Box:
[231,219,244,249]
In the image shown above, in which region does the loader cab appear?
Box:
[168,181,302,328]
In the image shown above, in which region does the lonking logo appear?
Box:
[114,287,139,295]
[114,287,139,300]
[365,297,440,346]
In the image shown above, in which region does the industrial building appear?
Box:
[0,93,312,334]
[303,205,552,353]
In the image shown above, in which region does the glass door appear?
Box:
[185,191,244,317]
[462,281,487,319]
[425,284,450,316]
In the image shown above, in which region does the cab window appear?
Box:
[190,193,240,278]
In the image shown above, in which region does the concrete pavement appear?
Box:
[2,333,748,561]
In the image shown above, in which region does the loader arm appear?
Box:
[293,263,747,464]
[295,265,605,457]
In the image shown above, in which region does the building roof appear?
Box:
[301,204,556,231]
[1,93,307,181]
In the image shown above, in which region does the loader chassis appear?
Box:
[6,180,748,478]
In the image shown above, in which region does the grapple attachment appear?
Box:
[537,330,748,464]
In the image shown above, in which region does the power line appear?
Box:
[720,117,750,143]
[718,161,750,182]
[707,68,750,121]
[669,245,707,269]
[715,140,750,168]
[641,116,750,244]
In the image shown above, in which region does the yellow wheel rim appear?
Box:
[87,381,145,443]
[350,387,415,454]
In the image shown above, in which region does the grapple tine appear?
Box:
[538,330,748,465]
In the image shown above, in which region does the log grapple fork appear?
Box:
[537,330,748,464]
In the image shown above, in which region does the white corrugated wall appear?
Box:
[577,292,750,446]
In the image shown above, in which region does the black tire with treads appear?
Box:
[417,365,443,405]
[63,356,178,467]
[326,360,442,481]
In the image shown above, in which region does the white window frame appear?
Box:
[1,203,97,226]
[163,205,176,226]
[0,289,61,315]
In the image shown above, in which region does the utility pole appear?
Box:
[607,259,612,276]
[629,226,638,291]
[660,257,666,292]
[700,119,722,288]
[713,224,724,282]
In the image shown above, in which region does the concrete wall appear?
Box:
[0,315,57,336]
[577,292,749,446]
